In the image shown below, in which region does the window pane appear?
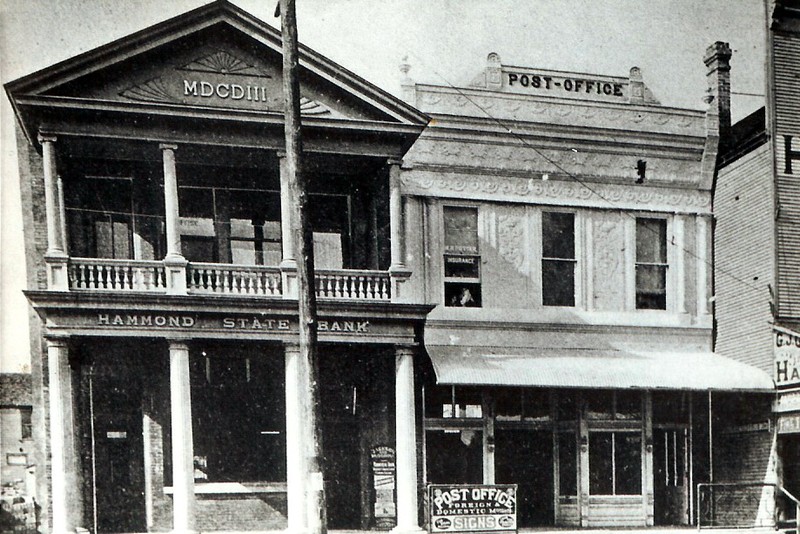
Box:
[444,207,479,254]
[558,432,578,496]
[179,188,213,218]
[426,429,483,484]
[615,433,642,495]
[586,390,614,420]
[542,259,575,306]
[444,255,480,278]
[636,265,667,309]
[636,218,666,263]
[557,391,579,421]
[543,212,575,259]
[616,391,642,420]
[589,432,614,495]
[445,283,481,307]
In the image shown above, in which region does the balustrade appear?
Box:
[69,258,166,292]
[61,258,394,302]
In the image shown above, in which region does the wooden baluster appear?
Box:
[76,264,85,289]
[88,265,96,289]
[359,276,366,299]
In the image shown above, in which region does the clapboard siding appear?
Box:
[774,34,800,318]
[714,144,775,373]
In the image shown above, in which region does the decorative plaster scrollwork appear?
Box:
[497,214,525,270]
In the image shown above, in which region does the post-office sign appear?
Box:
[429,484,517,533]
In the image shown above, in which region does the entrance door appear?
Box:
[495,428,554,527]
[653,427,689,525]
[92,376,146,533]
[323,420,361,529]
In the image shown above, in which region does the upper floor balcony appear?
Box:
[40,137,412,304]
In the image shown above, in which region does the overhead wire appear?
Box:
[407,51,766,298]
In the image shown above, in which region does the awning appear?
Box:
[426,345,775,392]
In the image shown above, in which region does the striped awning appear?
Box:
[426,345,774,392]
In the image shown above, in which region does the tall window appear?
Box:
[542,212,576,306]
[20,408,32,440]
[443,206,481,307]
[636,218,668,309]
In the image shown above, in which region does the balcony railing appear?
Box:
[315,269,391,301]
[187,263,282,297]
[69,258,167,292]
[63,258,399,302]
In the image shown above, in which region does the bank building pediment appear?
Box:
[5,0,428,148]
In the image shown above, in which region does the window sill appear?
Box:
[163,481,287,495]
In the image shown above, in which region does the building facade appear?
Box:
[5,1,775,533]
[0,373,36,532]
[713,0,800,529]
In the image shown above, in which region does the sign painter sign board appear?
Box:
[775,326,800,387]
[429,484,517,533]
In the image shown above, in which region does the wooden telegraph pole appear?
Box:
[278,0,327,532]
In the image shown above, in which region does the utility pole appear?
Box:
[278,0,327,532]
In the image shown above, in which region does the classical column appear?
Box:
[278,152,298,298]
[47,336,82,533]
[168,340,195,534]
[160,144,187,294]
[388,160,405,270]
[39,134,69,290]
[284,342,309,533]
[394,345,423,534]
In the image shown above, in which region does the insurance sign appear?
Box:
[429,484,517,533]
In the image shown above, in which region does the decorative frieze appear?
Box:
[402,170,711,214]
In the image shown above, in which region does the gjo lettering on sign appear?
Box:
[774,326,800,387]
[429,484,517,533]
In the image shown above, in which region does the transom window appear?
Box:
[589,431,642,495]
[635,218,668,310]
[542,211,576,307]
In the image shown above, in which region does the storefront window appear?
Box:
[556,390,579,421]
[589,432,642,495]
[426,429,483,484]
[425,386,482,419]
[495,389,550,421]
[443,206,481,307]
[190,344,286,483]
[586,390,641,420]
[542,211,576,307]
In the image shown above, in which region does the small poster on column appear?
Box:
[371,446,397,529]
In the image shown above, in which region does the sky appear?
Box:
[0,0,766,372]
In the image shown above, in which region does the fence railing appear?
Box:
[697,482,777,530]
[69,258,167,292]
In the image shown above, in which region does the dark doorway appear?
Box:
[323,420,361,529]
[779,435,800,527]
[92,375,146,533]
[653,427,689,525]
[494,428,554,527]
[426,429,483,484]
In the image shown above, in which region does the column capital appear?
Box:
[394,344,417,358]
[38,133,57,145]
[159,143,178,152]
[387,158,403,167]
[276,150,287,159]
[44,334,70,347]
[284,341,301,353]
[166,338,190,351]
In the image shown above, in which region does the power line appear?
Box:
[408,51,766,298]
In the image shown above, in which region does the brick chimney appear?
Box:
[704,41,732,152]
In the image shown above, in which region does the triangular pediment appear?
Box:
[6,0,428,140]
